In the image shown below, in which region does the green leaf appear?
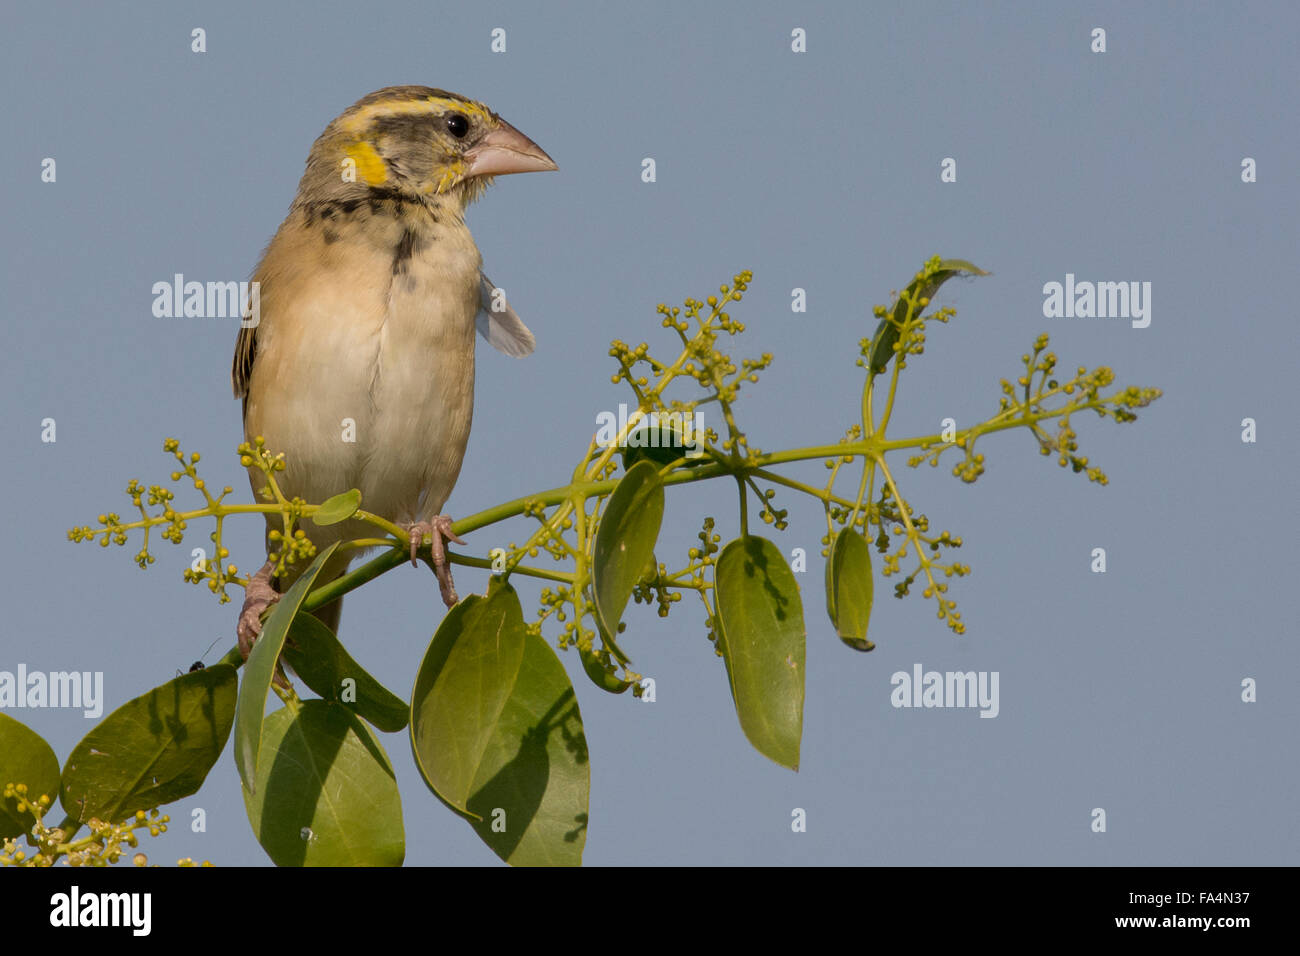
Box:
[241,699,404,866]
[869,259,988,375]
[59,665,237,824]
[714,535,806,771]
[592,459,664,663]
[579,645,632,695]
[282,614,409,732]
[234,542,341,794]
[825,527,876,652]
[620,419,694,469]
[0,713,62,838]
[410,581,589,866]
[311,489,362,526]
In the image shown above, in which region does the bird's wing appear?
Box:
[232,319,257,417]
[476,272,536,358]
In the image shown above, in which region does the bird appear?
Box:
[231,86,556,657]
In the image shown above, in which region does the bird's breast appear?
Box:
[364,218,482,521]
[244,204,481,526]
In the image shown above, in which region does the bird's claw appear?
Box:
[407,516,466,608]
[238,561,280,659]
[237,561,291,687]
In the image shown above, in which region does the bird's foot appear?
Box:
[237,561,293,688]
[238,561,280,658]
[407,516,466,608]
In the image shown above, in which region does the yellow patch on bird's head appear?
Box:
[345,141,389,185]
[435,160,466,194]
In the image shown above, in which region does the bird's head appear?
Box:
[297,85,557,210]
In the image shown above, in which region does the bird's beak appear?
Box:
[463,119,558,178]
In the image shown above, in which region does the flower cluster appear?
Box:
[1,783,199,867]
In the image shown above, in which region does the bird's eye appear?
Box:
[446,114,469,139]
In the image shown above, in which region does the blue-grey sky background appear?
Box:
[2,1,1296,866]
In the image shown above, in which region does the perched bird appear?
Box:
[232,86,556,655]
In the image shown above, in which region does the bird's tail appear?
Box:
[277,546,353,637]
